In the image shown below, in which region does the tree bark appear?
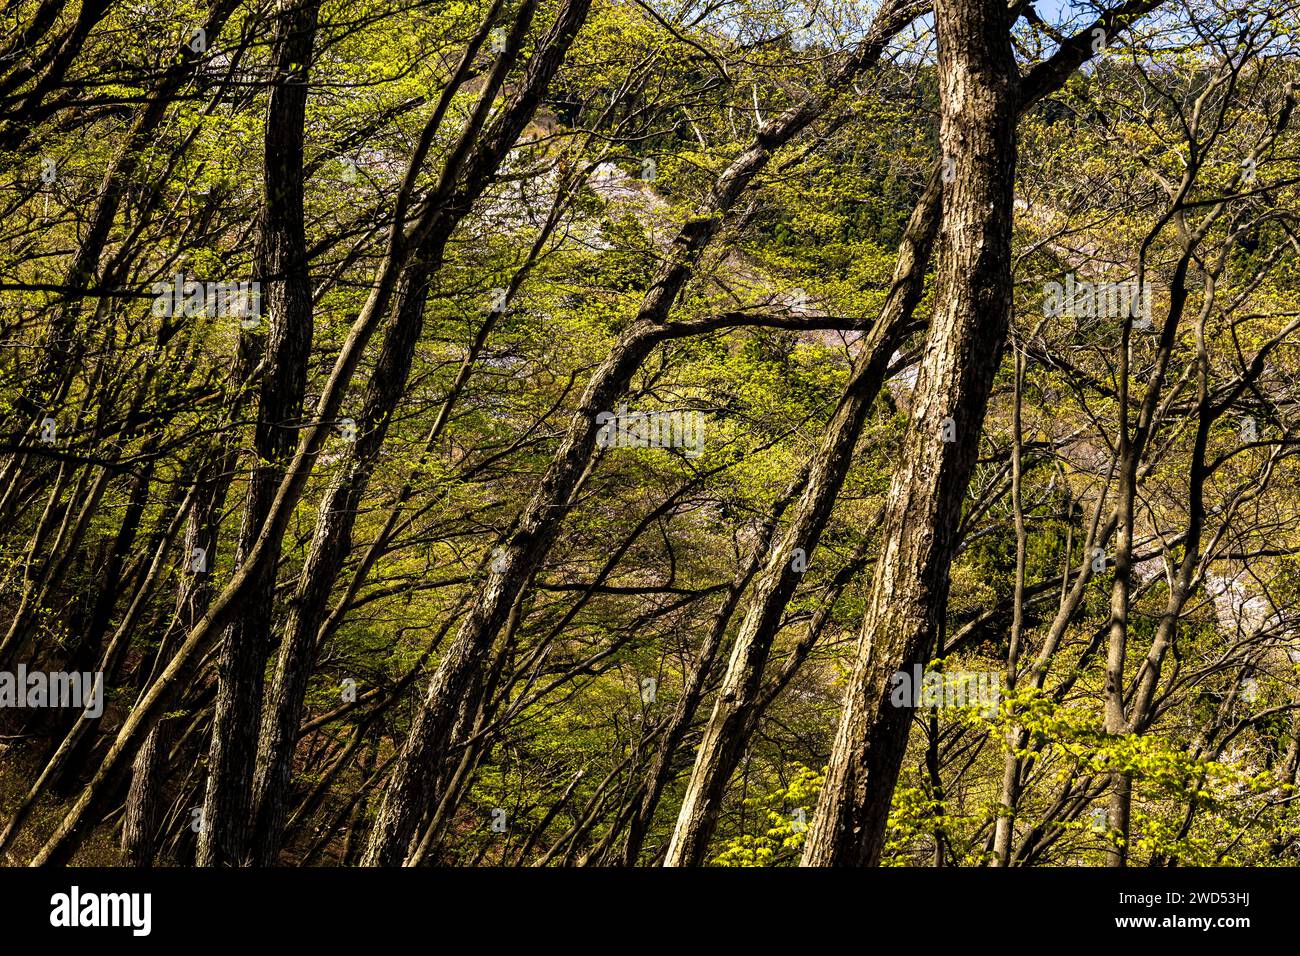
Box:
[800,0,1019,867]
[197,0,320,867]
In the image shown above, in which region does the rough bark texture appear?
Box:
[800,0,1018,867]
[197,0,320,867]
[247,260,431,864]
[28,0,552,867]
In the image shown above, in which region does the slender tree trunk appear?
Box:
[10,0,240,426]
[120,481,220,866]
[992,345,1027,865]
[248,0,574,863]
[619,471,805,865]
[27,0,574,866]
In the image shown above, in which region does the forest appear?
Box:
[0,0,1298,871]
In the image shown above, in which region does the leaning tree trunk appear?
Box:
[663,166,940,867]
[25,0,583,868]
[800,0,1019,867]
[619,470,807,865]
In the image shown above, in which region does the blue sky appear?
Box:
[1033,0,1111,27]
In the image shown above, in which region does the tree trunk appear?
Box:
[800,0,1018,867]
[197,0,320,867]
